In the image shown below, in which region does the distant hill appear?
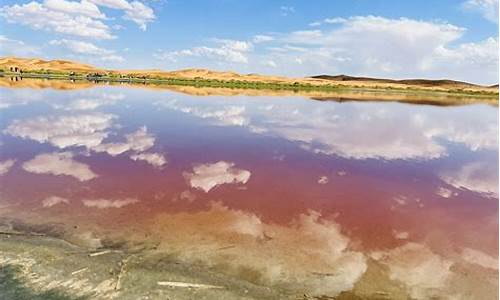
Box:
[311,74,482,89]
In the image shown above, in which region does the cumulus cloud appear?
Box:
[0,1,115,39]
[0,35,40,56]
[0,0,155,40]
[43,0,106,19]
[93,126,155,156]
[82,197,138,208]
[184,161,251,192]
[155,39,253,64]
[49,39,124,62]
[463,0,499,23]
[256,16,498,84]
[4,113,115,149]
[0,159,16,175]
[22,152,97,181]
[123,1,155,30]
[130,152,167,168]
[440,161,499,198]
[151,15,496,83]
[42,195,70,207]
[89,0,155,29]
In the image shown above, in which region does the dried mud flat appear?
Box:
[0,233,293,300]
[0,221,408,300]
[0,216,497,300]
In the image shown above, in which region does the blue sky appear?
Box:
[0,0,498,84]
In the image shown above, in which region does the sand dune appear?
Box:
[0,57,96,72]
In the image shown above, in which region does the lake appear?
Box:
[0,79,498,299]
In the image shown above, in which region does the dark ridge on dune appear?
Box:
[311,74,480,87]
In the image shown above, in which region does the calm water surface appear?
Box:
[0,83,498,298]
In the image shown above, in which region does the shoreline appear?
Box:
[1,73,498,106]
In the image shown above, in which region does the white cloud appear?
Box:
[82,197,139,208]
[88,0,131,10]
[263,60,277,68]
[285,30,324,45]
[252,35,274,43]
[280,5,294,16]
[436,187,453,198]
[324,17,347,24]
[184,161,251,192]
[42,195,69,207]
[248,104,446,160]
[43,0,106,19]
[463,0,499,23]
[0,159,16,175]
[49,39,124,62]
[93,126,155,156]
[440,161,499,198]
[0,35,40,56]
[49,39,110,55]
[309,17,347,27]
[0,0,155,41]
[159,100,249,127]
[5,110,166,170]
[90,0,155,30]
[22,152,97,181]
[423,37,499,83]
[308,21,321,27]
[257,16,498,84]
[0,2,115,39]
[4,113,115,149]
[155,39,253,64]
[54,94,123,111]
[317,176,329,184]
[123,1,155,30]
[130,152,167,168]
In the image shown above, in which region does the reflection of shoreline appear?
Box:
[1,76,497,106]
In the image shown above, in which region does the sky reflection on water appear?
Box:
[0,84,498,298]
